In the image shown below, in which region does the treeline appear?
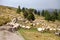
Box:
[17,6,60,22]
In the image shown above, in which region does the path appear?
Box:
[0,26,25,40]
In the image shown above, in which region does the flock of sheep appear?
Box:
[6,18,60,36]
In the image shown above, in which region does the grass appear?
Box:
[18,28,60,40]
[0,16,11,26]
[0,5,60,40]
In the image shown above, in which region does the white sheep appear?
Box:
[25,26,30,29]
[36,23,39,25]
[20,24,22,27]
[57,28,60,31]
[7,22,15,26]
[13,23,20,28]
[37,28,45,32]
[33,23,36,26]
[21,25,25,28]
[49,28,56,31]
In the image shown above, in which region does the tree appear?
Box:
[45,10,51,21]
[27,12,35,21]
[23,11,28,18]
[50,15,55,22]
[57,13,60,20]
[53,9,58,20]
[41,10,45,16]
[34,9,37,14]
[17,6,21,14]
[22,7,25,12]
[37,11,40,16]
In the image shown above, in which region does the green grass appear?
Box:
[18,28,60,40]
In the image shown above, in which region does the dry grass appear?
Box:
[18,28,60,40]
[0,5,60,40]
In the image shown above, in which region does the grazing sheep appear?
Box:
[37,28,45,32]
[36,23,39,25]
[49,28,56,31]
[20,24,22,27]
[33,23,36,26]
[6,22,15,27]
[14,23,20,28]
[12,23,20,31]
[25,26,30,29]
[25,20,29,23]
[57,28,60,31]
[55,32,60,36]
[49,28,53,31]
[21,25,25,28]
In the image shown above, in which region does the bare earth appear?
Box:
[0,30,24,40]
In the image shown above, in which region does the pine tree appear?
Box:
[41,10,45,16]
[37,11,40,16]
[34,10,37,14]
[27,12,35,21]
[45,10,51,21]
[17,6,21,14]
[53,9,58,20]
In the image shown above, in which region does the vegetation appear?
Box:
[44,10,51,21]
[41,10,45,16]
[22,8,35,21]
[27,12,35,21]
[0,16,10,26]
[17,6,21,14]
[18,28,60,40]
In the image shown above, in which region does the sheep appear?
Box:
[25,26,31,29]
[37,28,45,32]
[6,22,15,27]
[10,23,20,32]
[20,24,22,27]
[33,23,36,26]
[49,28,56,31]
[21,25,25,28]
[55,32,60,36]
[57,28,60,31]
[36,23,39,25]
[14,23,20,28]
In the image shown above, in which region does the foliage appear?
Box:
[37,11,40,16]
[17,6,21,14]
[45,10,51,21]
[53,9,58,20]
[22,7,25,12]
[41,10,45,16]
[57,13,60,20]
[23,11,28,18]
[27,13,35,21]
[34,9,37,14]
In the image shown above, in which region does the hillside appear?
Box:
[0,5,60,40]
